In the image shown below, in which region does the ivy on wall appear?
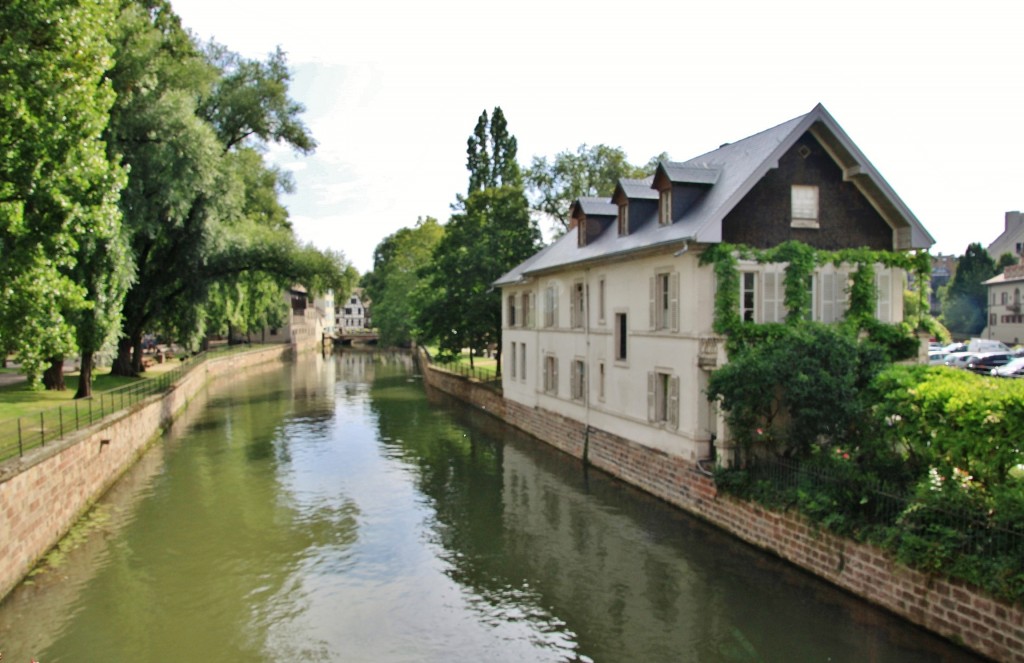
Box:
[699,240,933,352]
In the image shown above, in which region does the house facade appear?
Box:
[496,104,933,466]
[982,263,1024,345]
[987,210,1024,262]
[336,288,371,332]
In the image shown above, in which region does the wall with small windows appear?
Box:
[721,133,893,251]
[500,249,720,462]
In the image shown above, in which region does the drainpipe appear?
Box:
[582,268,592,466]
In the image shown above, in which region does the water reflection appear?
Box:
[0,352,981,662]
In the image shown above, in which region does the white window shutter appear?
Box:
[822,272,835,323]
[649,276,656,329]
[647,372,656,423]
[876,270,892,322]
[764,272,779,323]
[668,376,680,430]
[670,273,680,332]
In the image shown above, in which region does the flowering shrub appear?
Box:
[716,363,1024,601]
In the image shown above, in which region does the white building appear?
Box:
[983,264,1024,346]
[496,104,933,466]
[313,289,335,335]
[336,288,371,332]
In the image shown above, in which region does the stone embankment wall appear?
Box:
[418,354,1024,663]
[0,344,292,602]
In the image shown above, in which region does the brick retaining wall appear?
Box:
[419,355,1024,662]
[0,344,292,602]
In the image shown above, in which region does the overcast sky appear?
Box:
[171,0,1023,274]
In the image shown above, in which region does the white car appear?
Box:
[991,356,1024,378]
[928,351,948,365]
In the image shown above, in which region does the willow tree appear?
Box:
[107,1,328,376]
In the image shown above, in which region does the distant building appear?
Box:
[337,288,371,332]
[313,290,336,335]
[982,263,1024,345]
[987,211,1024,262]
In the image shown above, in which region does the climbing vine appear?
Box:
[699,240,933,351]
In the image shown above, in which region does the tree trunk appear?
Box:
[111,336,135,376]
[75,351,94,399]
[42,356,65,391]
[131,333,144,374]
[496,347,501,377]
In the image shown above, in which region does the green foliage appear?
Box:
[699,244,740,335]
[418,110,541,367]
[707,323,885,457]
[0,0,127,388]
[870,365,1024,487]
[524,144,652,233]
[996,252,1018,274]
[364,217,444,347]
[105,1,343,371]
[717,364,1024,602]
[941,243,995,336]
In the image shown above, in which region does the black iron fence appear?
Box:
[420,350,502,391]
[0,345,270,463]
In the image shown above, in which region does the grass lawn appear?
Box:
[0,362,178,422]
[425,347,499,379]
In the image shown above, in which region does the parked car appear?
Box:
[966,352,1014,374]
[944,352,976,369]
[928,351,948,365]
[991,356,1024,378]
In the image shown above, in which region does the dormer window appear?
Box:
[577,218,587,247]
[617,203,628,236]
[659,189,672,225]
[791,185,819,228]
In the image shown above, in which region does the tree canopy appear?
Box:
[417,108,541,367]
[524,144,664,234]
[941,243,995,337]
[0,0,127,389]
[104,0,348,377]
[363,217,444,347]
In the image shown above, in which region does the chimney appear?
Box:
[1007,210,1022,233]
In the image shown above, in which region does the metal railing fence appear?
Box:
[0,344,272,462]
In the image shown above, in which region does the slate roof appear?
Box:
[615,177,658,200]
[495,104,933,287]
[572,197,618,217]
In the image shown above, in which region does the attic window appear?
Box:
[577,218,587,247]
[659,189,672,225]
[791,185,819,229]
[617,203,628,236]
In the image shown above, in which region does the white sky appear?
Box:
[171,0,1023,274]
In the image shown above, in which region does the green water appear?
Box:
[0,352,980,662]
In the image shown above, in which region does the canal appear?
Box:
[0,352,981,662]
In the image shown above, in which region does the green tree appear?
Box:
[364,217,444,347]
[419,108,541,371]
[941,243,995,337]
[525,144,656,233]
[0,0,127,390]
[995,252,1018,274]
[107,1,331,375]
